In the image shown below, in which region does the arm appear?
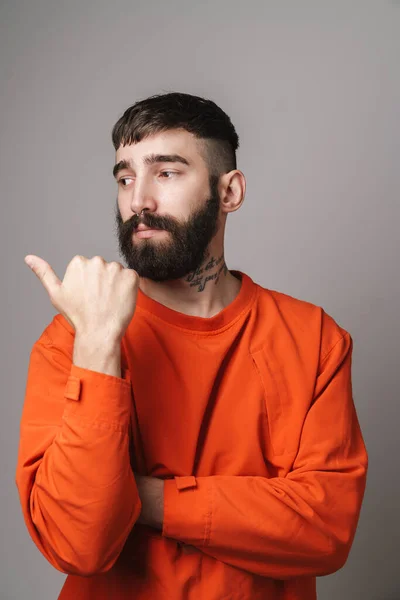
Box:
[161,332,368,579]
[15,323,141,576]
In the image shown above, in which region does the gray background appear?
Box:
[1,0,399,598]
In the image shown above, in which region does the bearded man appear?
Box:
[16,92,368,600]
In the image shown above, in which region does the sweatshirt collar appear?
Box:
[135,270,257,333]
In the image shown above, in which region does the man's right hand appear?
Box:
[24,254,139,341]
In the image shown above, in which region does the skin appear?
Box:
[115,128,246,318]
[115,129,246,533]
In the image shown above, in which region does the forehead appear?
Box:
[115,128,207,166]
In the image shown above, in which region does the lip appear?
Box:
[133,228,165,239]
[136,224,155,231]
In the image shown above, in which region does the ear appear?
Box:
[218,170,246,214]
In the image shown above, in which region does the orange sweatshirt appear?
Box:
[15,270,368,600]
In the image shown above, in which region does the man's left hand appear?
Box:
[134,473,164,530]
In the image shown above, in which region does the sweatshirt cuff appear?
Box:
[62,363,132,432]
[162,476,213,546]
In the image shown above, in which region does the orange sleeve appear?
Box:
[15,328,141,577]
[162,332,368,579]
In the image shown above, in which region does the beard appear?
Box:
[113,176,221,282]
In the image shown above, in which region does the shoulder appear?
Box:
[253,280,351,358]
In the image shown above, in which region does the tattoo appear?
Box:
[185,253,228,292]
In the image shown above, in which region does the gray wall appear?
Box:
[1,1,399,598]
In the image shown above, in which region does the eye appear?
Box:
[118,177,133,187]
[159,171,176,178]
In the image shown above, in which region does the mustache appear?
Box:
[125,211,179,233]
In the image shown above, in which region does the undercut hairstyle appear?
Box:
[111,92,239,177]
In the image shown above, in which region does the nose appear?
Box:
[129,176,157,216]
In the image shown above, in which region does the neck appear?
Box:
[138,248,242,318]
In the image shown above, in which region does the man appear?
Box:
[16,92,368,600]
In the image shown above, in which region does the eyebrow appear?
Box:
[113,153,190,179]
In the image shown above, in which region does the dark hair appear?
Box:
[111,92,239,176]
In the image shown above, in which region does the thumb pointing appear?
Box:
[24,255,62,298]
[24,255,34,268]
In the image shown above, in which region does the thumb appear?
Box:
[24,255,62,299]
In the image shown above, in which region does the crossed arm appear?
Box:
[16,317,367,579]
[133,331,368,579]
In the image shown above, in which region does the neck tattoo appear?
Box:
[185,252,228,293]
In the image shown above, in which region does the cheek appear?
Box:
[116,194,131,221]
[160,179,207,217]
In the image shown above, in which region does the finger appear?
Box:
[24,255,62,298]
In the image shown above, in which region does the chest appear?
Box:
[123,324,312,479]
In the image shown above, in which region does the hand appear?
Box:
[134,474,164,530]
[24,254,139,340]
[134,473,199,554]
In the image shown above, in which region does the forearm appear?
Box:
[163,464,367,579]
[33,406,139,575]
[16,336,141,577]
[73,330,122,378]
